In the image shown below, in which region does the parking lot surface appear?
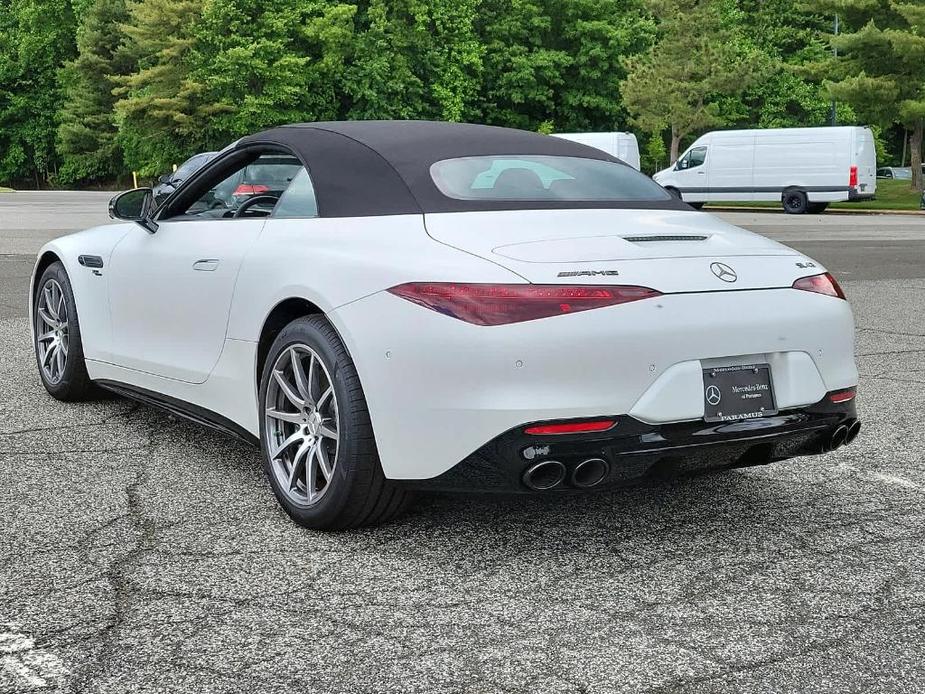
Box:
[2,193,925,693]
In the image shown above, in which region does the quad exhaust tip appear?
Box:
[522,460,567,491]
[824,419,862,452]
[830,425,849,451]
[846,419,861,445]
[570,458,610,489]
[523,458,611,491]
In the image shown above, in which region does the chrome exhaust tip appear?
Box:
[846,419,862,445]
[522,460,567,491]
[569,458,610,489]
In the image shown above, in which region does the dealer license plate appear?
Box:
[703,364,777,423]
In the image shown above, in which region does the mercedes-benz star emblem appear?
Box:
[710,262,738,283]
[705,385,722,406]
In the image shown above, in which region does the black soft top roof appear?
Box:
[237,120,687,217]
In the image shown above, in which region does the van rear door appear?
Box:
[853,128,877,196]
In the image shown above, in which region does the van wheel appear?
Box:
[688,202,705,210]
[807,202,829,214]
[782,190,808,214]
[665,187,682,200]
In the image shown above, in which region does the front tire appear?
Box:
[33,262,94,400]
[258,316,413,529]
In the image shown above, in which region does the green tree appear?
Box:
[812,0,925,191]
[621,0,762,163]
[474,0,651,132]
[344,0,482,121]
[188,0,357,148]
[56,0,133,184]
[0,0,77,186]
[114,0,203,176]
[734,0,850,129]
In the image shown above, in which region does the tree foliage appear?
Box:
[811,0,925,190]
[621,0,763,163]
[57,0,132,184]
[0,0,77,184]
[0,0,916,186]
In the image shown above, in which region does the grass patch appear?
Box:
[706,178,923,211]
[0,186,13,192]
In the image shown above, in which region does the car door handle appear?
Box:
[192,259,220,272]
[696,170,706,175]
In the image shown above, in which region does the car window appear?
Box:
[430,155,671,202]
[678,147,707,170]
[176,154,303,220]
[173,154,209,181]
[272,167,318,218]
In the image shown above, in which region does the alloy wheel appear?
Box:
[265,344,340,507]
[36,279,69,384]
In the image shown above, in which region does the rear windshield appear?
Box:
[430,156,671,202]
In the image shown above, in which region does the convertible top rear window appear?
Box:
[430,156,672,202]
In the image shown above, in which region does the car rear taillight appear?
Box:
[792,272,846,300]
[524,419,616,435]
[829,388,856,404]
[387,283,661,326]
[849,165,858,188]
[234,183,269,196]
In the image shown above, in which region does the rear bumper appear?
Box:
[848,188,875,202]
[333,286,858,480]
[402,394,858,493]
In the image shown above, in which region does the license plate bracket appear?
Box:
[703,364,777,423]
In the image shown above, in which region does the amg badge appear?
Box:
[557,270,620,278]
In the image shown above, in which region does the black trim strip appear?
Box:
[676,186,851,194]
[96,379,259,446]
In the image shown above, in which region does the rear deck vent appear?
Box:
[623,235,709,243]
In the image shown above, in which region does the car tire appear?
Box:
[33,261,95,401]
[807,202,829,214]
[688,202,706,210]
[782,189,809,214]
[665,187,682,200]
[258,315,414,529]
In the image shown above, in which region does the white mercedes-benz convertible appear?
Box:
[30,121,861,528]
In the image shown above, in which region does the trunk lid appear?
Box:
[424,209,819,293]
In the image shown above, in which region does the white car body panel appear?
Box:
[653,126,877,204]
[107,218,266,383]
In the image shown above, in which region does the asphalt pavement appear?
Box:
[2,192,925,693]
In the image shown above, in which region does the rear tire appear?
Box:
[258,315,414,529]
[782,189,809,214]
[33,262,95,401]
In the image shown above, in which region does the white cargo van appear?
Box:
[553,132,641,170]
[652,126,876,213]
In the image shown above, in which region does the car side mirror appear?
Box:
[109,188,158,233]
[157,173,171,184]
[676,160,688,171]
